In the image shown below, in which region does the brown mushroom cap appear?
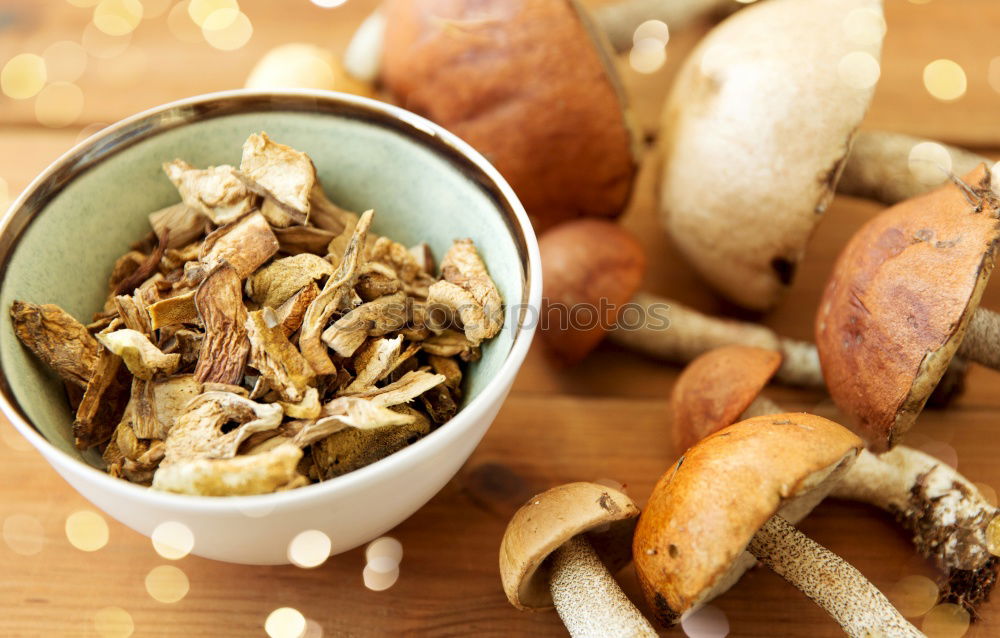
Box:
[633,414,862,625]
[657,0,883,310]
[670,345,780,452]
[539,220,646,363]
[380,0,638,231]
[500,481,641,610]
[816,166,1000,452]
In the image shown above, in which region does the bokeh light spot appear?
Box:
[989,58,1000,95]
[202,11,252,50]
[145,565,190,603]
[201,7,239,31]
[311,0,348,7]
[923,59,967,101]
[167,1,204,43]
[363,564,399,591]
[265,607,307,638]
[889,575,939,617]
[680,604,729,638]
[82,22,132,58]
[922,603,970,638]
[3,513,44,556]
[140,0,172,19]
[302,618,325,638]
[152,521,195,560]
[907,141,952,187]
[35,82,85,128]
[188,0,238,26]
[632,20,669,46]
[93,0,144,36]
[288,530,331,568]
[837,51,880,90]
[43,41,88,83]
[986,516,1000,557]
[365,536,403,565]
[629,38,666,75]
[245,44,338,90]
[65,510,109,551]
[1,54,47,100]
[93,606,134,638]
[842,7,886,47]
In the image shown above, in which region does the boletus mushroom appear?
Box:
[657,0,993,310]
[634,415,923,636]
[500,482,657,637]
[538,219,969,402]
[816,166,1000,452]
[672,345,1000,614]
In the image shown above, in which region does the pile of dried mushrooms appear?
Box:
[10,132,504,496]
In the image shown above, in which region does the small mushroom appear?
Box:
[816,166,1000,451]
[672,345,1000,614]
[244,43,373,96]
[635,415,922,636]
[657,0,993,310]
[500,482,657,638]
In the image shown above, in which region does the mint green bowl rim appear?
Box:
[0,89,541,508]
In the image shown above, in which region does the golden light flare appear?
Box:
[43,41,88,83]
[907,141,952,187]
[837,51,881,90]
[67,0,101,6]
[167,1,204,44]
[629,38,666,75]
[93,606,134,638]
[842,7,886,47]
[93,0,144,36]
[365,536,403,565]
[988,57,1000,95]
[922,603,970,638]
[201,8,240,31]
[923,59,967,102]
[140,0,172,19]
[151,521,195,560]
[202,11,253,50]
[265,607,307,638]
[311,0,349,8]
[362,563,399,591]
[82,22,132,59]
[1,54,47,100]
[65,510,109,551]
[302,619,325,638]
[632,19,669,47]
[888,575,939,617]
[188,0,239,27]
[145,565,190,603]
[680,604,730,638]
[288,530,332,568]
[986,516,1000,557]
[3,513,45,556]
[35,82,85,128]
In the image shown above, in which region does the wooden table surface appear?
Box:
[2,1,1000,636]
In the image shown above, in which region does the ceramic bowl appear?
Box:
[0,90,540,565]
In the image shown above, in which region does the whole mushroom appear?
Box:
[634,414,923,636]
[538,219,967,403]
[657,0,993,310]
[671,345,1000,614]
[245,43,373,95]
[816,166,1000,451]
[500,482,656,637]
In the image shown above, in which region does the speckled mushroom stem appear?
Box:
[747,516,924,638]
[594,0,740,52]
[743,395,1000,614]
[549,536,658,638]
[957,308,1000,371]
[838,131,990,205]
[608,291,824,388]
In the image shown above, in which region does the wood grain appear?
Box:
[2,1,1000,637]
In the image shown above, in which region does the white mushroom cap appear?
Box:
[657,0,884,310]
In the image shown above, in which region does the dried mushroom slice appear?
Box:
[153,442,305,496]
[199,211,280,279]
[193,264,250,385]
[246,253,333,308]
[245,308,315,402]
[147,291,198,330]
[420,383,458,424]
[345,369,446,408]
[148,203,205,249]
[409,242,435,275]
[159,391,283,466]
[428,354,462,393]
[97,329,181,380]
[163,159,255,225]
[73,346,132,450]
[309,182,359,234]
[113,294,152,334]
[299,209,374,375]
[355,262,402,302]
[275,282,318,337]
[368,236,423,284]
[422,329,480,361]
[273,225,337,255]
[123,375,202,440]
[10,301,99,388]
[159,328,202,367]
[427,239,503,344]
[313,406,431,479]
[239,132,315,227]
[322,291,408,358]
[342,336,418,394]
[278,386,322,419]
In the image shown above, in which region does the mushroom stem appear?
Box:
[747,515,924,638]
[593,0,739,52]
[741,394,1000,613]
[549,536,658,638]
[957,308,1000,371]
[608,292,824,388]
[838,130,989,205]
